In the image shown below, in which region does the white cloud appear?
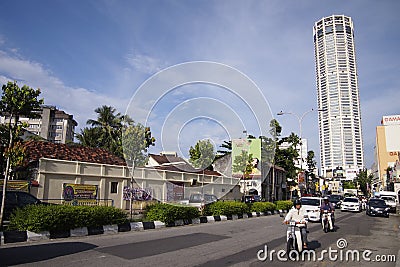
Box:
[0,50,128,130]
[125,53,168,75]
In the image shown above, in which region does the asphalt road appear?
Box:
[0,210,399,267]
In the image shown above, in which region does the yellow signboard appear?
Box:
[0,180,29,192]
[63,183,98,200]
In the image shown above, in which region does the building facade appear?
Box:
[21,141,241,208]
[313,15,364,178]
[372,115,400,190]
[0,105,77,144]
[280,138,308,170]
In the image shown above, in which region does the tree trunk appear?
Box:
[0,114,14,227]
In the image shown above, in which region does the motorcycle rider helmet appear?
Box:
[323,196,329,202]
[293,199,301,207]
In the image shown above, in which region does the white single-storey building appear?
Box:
[22,141,241,209]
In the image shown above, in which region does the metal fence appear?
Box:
[41,199,114,207]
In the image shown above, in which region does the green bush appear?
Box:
[8,205,128,232]
[250,202,276,213]
[145,203,200,224]
[275,200,293,211]
[204,201,249,216]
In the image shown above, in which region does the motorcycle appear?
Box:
[321,210,333,233]
[286,220,306,253]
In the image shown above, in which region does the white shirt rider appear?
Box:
[284,206,307,224]
[283,202,308,248]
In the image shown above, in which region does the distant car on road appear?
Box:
[380,196,397,213]
[181,193,218,209]
[0,191,49,221]
[341,197,361,212]
[300,197,323,222]
[242,195,255,203]
[242,195,262,203]
[328,194,343,209]
[366,198,390,217]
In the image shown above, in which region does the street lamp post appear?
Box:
[277,108,323,194]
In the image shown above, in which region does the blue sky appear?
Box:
[0,0,399,170]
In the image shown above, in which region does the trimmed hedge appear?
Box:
[8,205,128,232]
[145,203,200,224]
[204,201,249,216]
[275,200,293,211]
[250,202,276,213]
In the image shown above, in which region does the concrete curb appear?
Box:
[27,230,50,242]
[154,221,166,229]
[206,216,215,223]
[130,222,144,231]
[0,209,283,245]
[70,227,88,237]
[103,224,118,234]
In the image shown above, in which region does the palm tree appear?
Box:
[83,106,125,156]
[215,140,232,159]
[75,127,102,148]
[87,105,122,131]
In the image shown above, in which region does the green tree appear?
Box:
[0,81,43,227]
[86,105,124,156]
[274,132,300,181]
[355,169,373,197]
[77,106,156,163]
[259,119,280,165]
[215,140,232,159]
[306,150,317,180]
[4,141,26,179]
[122,122,155,167]
[306,150,316,174]
[269,119,282,141]
[76,127,102,148]
[342,181,356,189]
[232,150,253,178]
[189,139,215,170]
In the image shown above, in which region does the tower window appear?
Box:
[336,24,344,32]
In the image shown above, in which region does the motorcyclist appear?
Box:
[320,196,334,231]
[283,199,308,249]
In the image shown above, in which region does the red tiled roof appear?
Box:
[148,154,221,176]
[149,153,185,165]
[154,165,222,176]
[23,141,126,166]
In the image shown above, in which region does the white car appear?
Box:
[301,197,323,222]
[380,196,397,213]
[341,197,361,212]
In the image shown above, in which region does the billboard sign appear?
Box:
[63,183,98,201]
[232,139,261,179]
[382,115,400,126]
[0,180,29,192]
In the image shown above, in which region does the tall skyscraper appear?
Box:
[313,15,364,178]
